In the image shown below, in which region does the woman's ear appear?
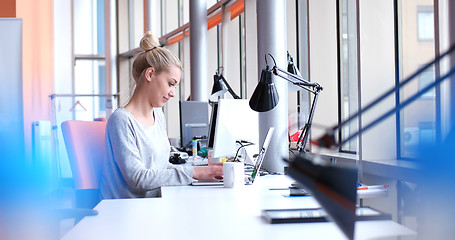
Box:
[144,67,155,82]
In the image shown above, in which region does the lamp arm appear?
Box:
[296,91,320,152]
[270,64,323,153]
[220,74,241,99]
[273,66,321,90]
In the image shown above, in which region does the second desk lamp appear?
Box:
[249,52,358,240]
[210,68,241,101]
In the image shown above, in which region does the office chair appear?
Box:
[61,119,106,209]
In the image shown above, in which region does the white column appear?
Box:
[144,0,161,36]
[105,0,118,114]
[190,0,208,102]
[257,0,288,173]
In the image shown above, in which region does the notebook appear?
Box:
[191,127,274,186]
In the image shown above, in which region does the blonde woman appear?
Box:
[101,32,222,198]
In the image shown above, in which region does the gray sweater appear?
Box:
[100,108,194,198]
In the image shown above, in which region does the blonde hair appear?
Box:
[131,32,182,86]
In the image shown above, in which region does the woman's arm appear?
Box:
[193,164,223,180]
[107,112,194,193]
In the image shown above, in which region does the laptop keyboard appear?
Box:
[191,158,209,166]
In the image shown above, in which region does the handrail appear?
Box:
[49,93,119,100]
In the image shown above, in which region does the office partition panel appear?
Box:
[0,18,25,161]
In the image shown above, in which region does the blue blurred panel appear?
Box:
[0,19,25,162]
[0,19,60,240]
[0,18,25,188]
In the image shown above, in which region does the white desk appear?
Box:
[62,175,415,240]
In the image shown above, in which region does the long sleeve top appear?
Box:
[100,107,194,198]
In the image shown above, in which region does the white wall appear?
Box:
[309,0,339,140]
[163,0,179,34]
[224,17,242,98]
[182,36,191,100]
[207,22,218,97]
[131,0,144,47]
[118,0,132,107]
[245,0,258,98]
[287,0,299,115]
[359,0,396,161]
[53,0,73,95]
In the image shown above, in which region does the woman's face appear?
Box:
[146,65,181,107]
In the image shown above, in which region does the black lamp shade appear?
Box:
[249,68,279,112]
[288,61,300,75]
[210,74,228,99]
[286,55,303,92]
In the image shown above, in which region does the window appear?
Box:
[73,0,107,120]
[419,121,435,145]
[417,6,434,41]
[53,0,110,179]
[339,0,359,153]
[418,67,435,99]
[399,0,437,158]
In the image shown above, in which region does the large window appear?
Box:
[73,0,107,120]
[54,0,110,179]
[399,0,438,158]
[335,0,446,161]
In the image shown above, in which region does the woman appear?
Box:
[100,32,223,198]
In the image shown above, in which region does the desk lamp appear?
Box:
[285,44,455,240]
[252,45,455,239]
[250,53,358,239]
[210,68,241,101]
[249,53,323,153]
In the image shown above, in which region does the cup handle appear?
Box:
[230,165,235,186]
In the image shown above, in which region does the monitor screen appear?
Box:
[211,99,259,159]
[179,101,209,149]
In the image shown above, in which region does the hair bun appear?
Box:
[140,31,160,51]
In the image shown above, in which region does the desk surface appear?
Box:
[62,175,415,240]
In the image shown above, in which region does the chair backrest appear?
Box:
[61,120,106,190]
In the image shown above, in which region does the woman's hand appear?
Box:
[193,164,223,180]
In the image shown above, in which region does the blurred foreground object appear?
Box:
[287,155,358,240]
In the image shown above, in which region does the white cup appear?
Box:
[223,162,244,188]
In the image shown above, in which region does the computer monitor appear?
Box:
[179,101,209,149]
[211,99,259,159]
[206,102,218,150]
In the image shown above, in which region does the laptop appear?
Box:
[191,127,274,186]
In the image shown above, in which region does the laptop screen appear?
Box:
[250,127,274,181]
